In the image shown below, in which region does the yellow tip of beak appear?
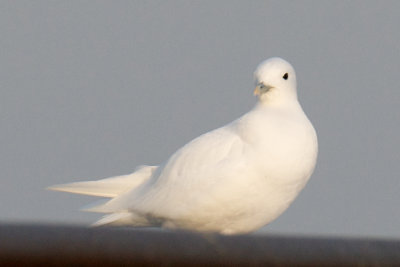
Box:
[253,86,261,96]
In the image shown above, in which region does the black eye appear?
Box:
[283,73,289,80]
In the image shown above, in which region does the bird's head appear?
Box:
[253,57,297,103]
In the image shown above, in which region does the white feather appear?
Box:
[49,57,318,234]
[48,165,157,197]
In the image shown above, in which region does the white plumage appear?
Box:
[49,57,318,234]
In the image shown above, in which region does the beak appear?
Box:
[254,83,273,96]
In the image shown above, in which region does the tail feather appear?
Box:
[48,165,158,227]
[91,212,151,227]
[80,199,110,213]
[47,165,157,197]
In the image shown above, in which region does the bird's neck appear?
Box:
[257,87,298,107]
[256,95,299,109]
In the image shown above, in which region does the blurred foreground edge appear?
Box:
[0,224,399,266]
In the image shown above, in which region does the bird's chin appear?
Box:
[255,89,272,99]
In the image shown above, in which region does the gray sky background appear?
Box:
[1,1,399,238]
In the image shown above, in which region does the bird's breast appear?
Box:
[237,106,318,185]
